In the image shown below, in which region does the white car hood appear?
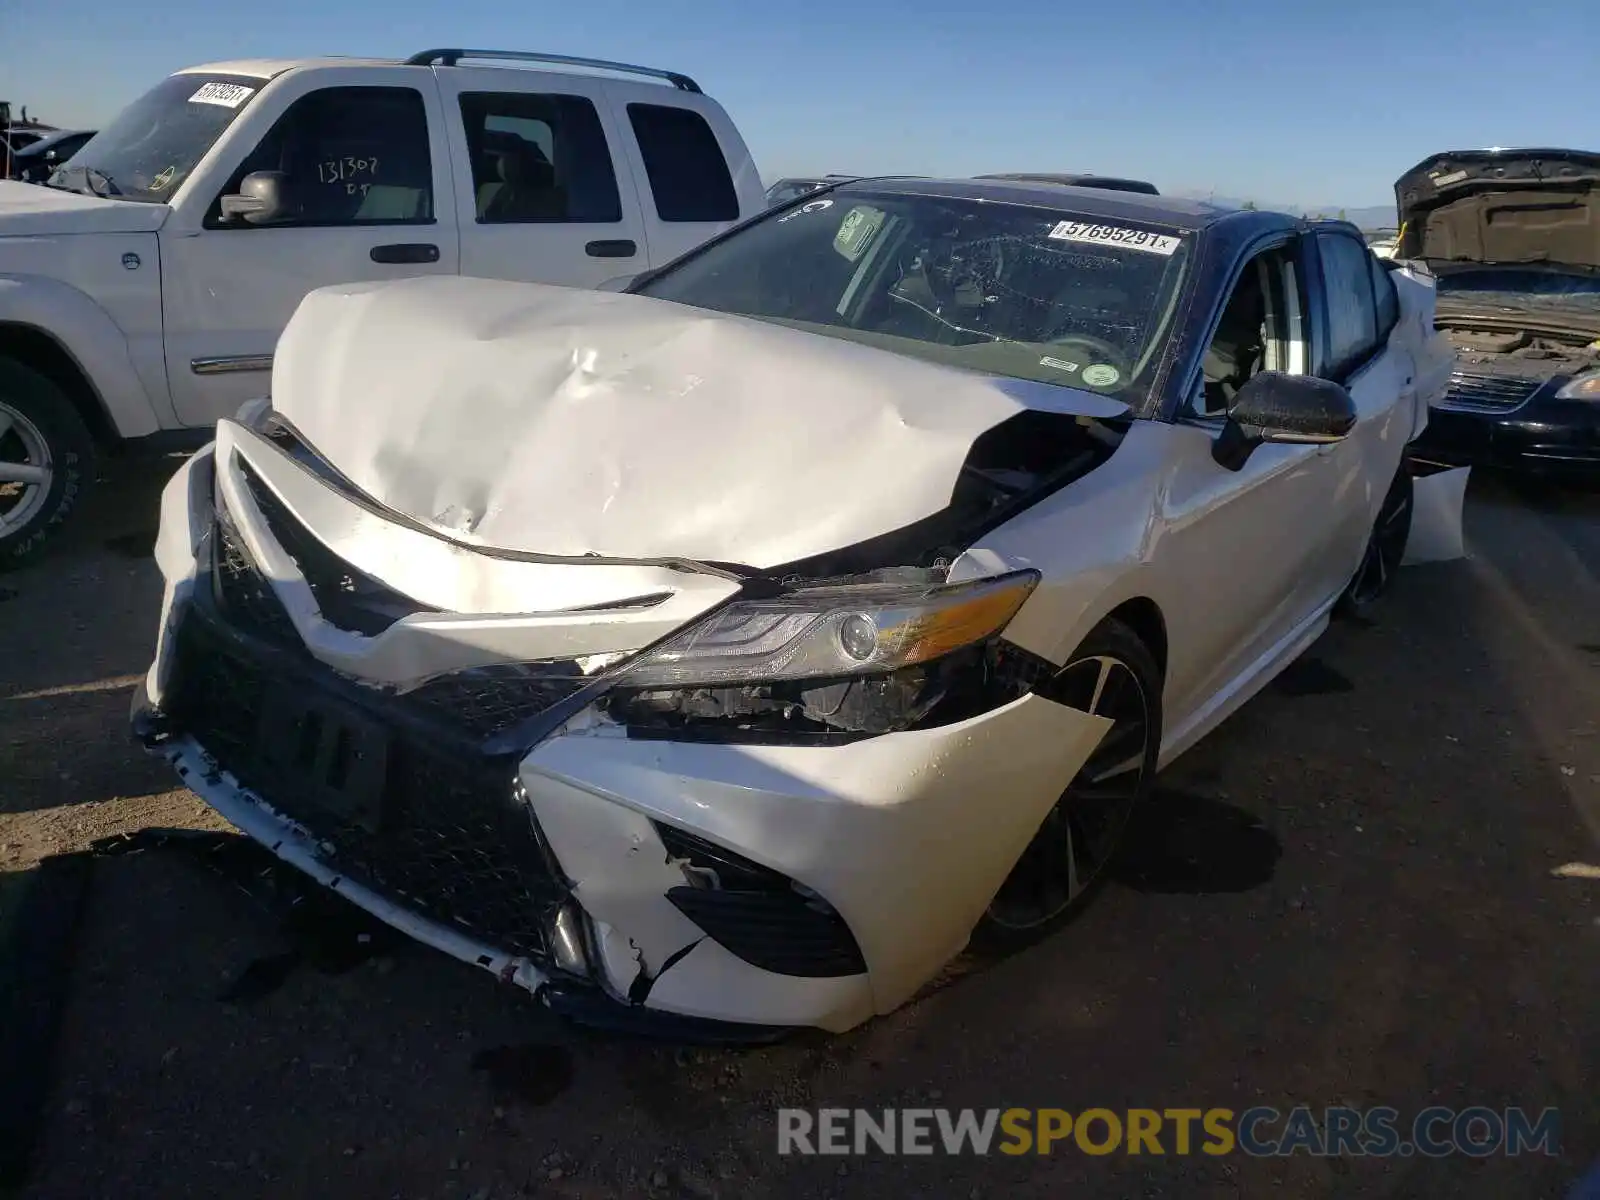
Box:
[270,276,1128,570]
[0,180,169,236]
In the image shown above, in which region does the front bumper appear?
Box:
[1411,396,1600,483]
[136,434,1112,1035]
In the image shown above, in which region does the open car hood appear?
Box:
[268,276,1129,571]
[1394,149,1600,274]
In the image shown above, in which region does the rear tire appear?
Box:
[973,617,1162,952]
[0,357,96,570]
[1336,466,1412,618]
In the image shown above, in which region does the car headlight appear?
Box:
[1555,371,1600,401]
[618,570,1040,689]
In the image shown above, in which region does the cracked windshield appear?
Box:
[639,187,1192,405]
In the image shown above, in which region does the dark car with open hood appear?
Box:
[1400,149,1600,484]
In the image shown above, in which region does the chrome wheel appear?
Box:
[1344,470,1413,611]
[0,399,55,536]
[985,652,1153,931]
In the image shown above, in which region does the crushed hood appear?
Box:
[269,276,1128,570]
[1394,149,1600,273]
[0,180,169,236]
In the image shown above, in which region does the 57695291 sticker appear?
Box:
[1047,221,1181,256]
[188,82,255,108]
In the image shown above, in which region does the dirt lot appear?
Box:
[2,456,1597,1200]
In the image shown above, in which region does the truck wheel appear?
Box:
[0,358,96,569]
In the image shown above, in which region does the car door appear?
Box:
[1308,230,1413,592]
[1158,236,1350,725]
[433,69,649,287]
[159,68,460,426]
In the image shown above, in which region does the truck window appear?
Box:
[625,103,738,223]
[457,93,621,223]
[208,87,433,228]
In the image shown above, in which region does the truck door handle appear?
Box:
[370,243,440,264]
[585,239,637,258]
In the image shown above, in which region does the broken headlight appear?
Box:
[619,570,1039,687]
[602,571,1049,737]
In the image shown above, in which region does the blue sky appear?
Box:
[3,0,1595,209]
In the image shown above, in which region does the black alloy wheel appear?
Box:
[978,617,1162,944]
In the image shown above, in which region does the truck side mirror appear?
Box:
[220,171,289,225]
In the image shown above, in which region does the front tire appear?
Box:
[0,358,96,569]
[974,617,1162,950]
[1336,466,1413,617]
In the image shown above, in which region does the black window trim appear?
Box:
[203,84,437,232]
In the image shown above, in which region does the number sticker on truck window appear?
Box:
[188,82,256,109]
[1047,221,1181,256]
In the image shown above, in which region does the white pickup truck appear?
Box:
[0,48,765,564]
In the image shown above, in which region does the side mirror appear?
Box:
[1212,371,1357,470]
[220,170,289,225]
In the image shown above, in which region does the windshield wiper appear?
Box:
[45,164,120,198]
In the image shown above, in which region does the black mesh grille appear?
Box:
[405,666,593,741]
[213,518,301,648]
[657,823,866,977]
[167,616,567,960]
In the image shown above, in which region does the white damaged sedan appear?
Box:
[134,179,1452,1036]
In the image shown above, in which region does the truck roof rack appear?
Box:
[404,49,702,93]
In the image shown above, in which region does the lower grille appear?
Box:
[657,823,866,977]
[1441,370,1541,414]
[167,616,567,960]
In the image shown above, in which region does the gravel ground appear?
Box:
[1,457,1597,1200]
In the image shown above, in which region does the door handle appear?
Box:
[585,239,637,259]
[370,243,440,264]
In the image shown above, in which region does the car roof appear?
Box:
[837,176,1276,233]
[975,172,1161,195]
[178,58,396,79]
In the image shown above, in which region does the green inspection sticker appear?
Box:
[834,206,886,262]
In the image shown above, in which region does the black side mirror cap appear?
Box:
[1212,371,1357,470]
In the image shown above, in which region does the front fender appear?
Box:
[0,273,164,438]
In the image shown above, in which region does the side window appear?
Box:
[458,92,621,223]
[1316,233,1380,379]
[209,87,433,228]
[1369,252,1399,339]
[1195,244,1303,416]
[626,103,738,222]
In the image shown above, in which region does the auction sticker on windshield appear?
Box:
[1048,221,1181,256]
[189,82,255,108]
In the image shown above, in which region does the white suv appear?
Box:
[0,48,764,564]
